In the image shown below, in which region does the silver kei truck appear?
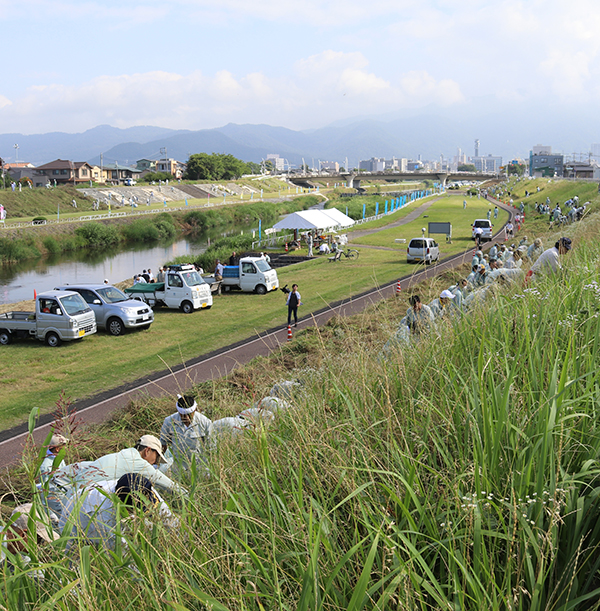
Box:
[0,290,97,347]
[54,284,154,336]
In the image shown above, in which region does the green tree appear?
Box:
[505,163,525,176]
[185,153,250,181]
[458,164,477,172]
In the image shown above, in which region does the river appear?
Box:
[0,224,256,305]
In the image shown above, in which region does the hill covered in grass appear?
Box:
[2,175,600,608]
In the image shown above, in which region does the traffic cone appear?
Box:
[33,289,37,299]
[395,280,402,295]
[285,242,288,252]
[287,325,292,341]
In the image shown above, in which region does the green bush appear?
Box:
[75,222,120,248]
[42,236,61,253]
[0,237,41,262]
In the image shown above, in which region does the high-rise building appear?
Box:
[474,140,480,157]
[358,157,385,172]
[472,155,502,173]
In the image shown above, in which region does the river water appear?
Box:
[0,224,256,305]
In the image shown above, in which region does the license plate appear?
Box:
[78,329,85,337]
[202,302,207,308]
[142,314,150,321]
[271,285,276,290]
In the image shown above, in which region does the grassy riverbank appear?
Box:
[4,181,600,609]
[0,185,576,428]
[0,196,319,263]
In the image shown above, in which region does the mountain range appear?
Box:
[1,108,596,169]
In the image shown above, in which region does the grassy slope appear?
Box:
[0,194,481,427]
[4,180,600,610]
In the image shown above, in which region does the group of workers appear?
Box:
[386,234,573,348]
[2,383,298,569]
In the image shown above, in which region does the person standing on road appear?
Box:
[494,206,499,219]
[474,226,483,248]
[286,284,302,327]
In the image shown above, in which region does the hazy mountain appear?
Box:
[3,109,597,169]
[0,125,188,166]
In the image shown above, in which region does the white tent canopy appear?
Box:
[272,209,354,232]
[319,208,355,228]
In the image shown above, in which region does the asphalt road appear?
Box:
[0,195,512,467]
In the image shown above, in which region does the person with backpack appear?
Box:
[286,284,302,327]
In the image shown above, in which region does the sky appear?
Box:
[1,0,599,157]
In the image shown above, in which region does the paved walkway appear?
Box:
[348,198,440,242]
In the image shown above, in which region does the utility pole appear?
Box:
[100,153,104,184]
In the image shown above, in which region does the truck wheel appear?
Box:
[255,284,267,295]
[0,330,11,345]
[45,332,61,347]
[107,317,124,336]
[180,301,194,314]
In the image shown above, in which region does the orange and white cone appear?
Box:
[395,280,402,295]
[285,242,288,252]
[287,325,293,341]
[34,289,37,299]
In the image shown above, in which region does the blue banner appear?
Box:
[362,203,366,219]
[259,219,262,241]
[384,201,387,214]
[376,202,379,216]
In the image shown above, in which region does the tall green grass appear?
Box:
[5,212,600,609]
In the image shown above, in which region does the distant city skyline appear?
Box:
[1,0,600,160]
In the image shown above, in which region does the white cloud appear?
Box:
[0,50,467,133]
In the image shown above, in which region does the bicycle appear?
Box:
[339,248,359,260]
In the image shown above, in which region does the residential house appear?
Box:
[35,159,94,184]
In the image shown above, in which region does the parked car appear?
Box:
[407,238,439,264]
[472,219,493,241]
[54,284,153,335]
[123,178,137,186]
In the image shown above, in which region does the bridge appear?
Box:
[288,171,498,191]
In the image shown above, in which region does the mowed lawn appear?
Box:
[0,193,505,428]
[350,193,509,251]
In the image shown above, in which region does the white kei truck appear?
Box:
[0,290,97,347]
[124,264,213,313]
[207,256,279,294]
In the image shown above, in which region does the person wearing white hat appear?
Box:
[39,433,69,483]
[429,289,456,319]
[49,434,188,506]
[160,394,213,473]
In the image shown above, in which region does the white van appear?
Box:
[472,219,493,241]
[407,238,439,264]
